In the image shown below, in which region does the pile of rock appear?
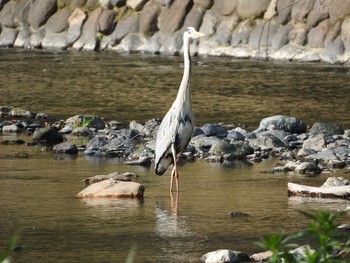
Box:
[1,106,349,177]
[1,0,350,63]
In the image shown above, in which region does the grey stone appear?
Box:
[310,122,344,136]
[98,9,116,34]
[255,115,307,134]
[252,132,286,149]
[45,8,70,34]
[52,142,78,154]
[65,115,105,130]
[0,1,16,28]
[13,0,32,27]
[127,0,148,11]
[213,0,237,16]
[201,124,227,138]
[306,0,332,28]
[29,28,45,48]
[14,27,31,48]
[341,18,350,51]
[82,171,138,184]
[322,36,344,63]
[139,1,160,37]
[109,14,139,46]
[227,130,245,141]
[324,20,341,46]
[199,9,218,38]
[33,127,64,144]
[272,23,293,50]
[42,33,68,50]
[321,177,350,187]
[302,134,326,152]
[0,27,18,47]
[249,19,279,49]
[73,7,102,50]
[291,0,315,23]
[67,7,86,46]
[183,5,205,31]
[289,23,307,46]
[216,15,239,46]
[209,141,235,156]
[28,0,57,30]
[201,249,250,263]
[236,0,270,19]
[2,124,22,133]
[158,0,192,33]
[329,0,350,23]
[308,19,330,48]
[116,33,143,52]
[193,0,212,10]
[190,134,221,149]
[276,0,293,25]
[295,161,321,175]
[231,19,254,47]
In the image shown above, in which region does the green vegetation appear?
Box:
[72,114,95,129]
[256,210,350,263]
[0,230,21,262]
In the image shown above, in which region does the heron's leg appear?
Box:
[171,144,179,192]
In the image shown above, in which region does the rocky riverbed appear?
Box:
[1,106,350,262]
[1,0,350,64]
[1,106,349,178]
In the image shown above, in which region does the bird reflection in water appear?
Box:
[155,193,191,238]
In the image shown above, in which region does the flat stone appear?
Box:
[76,180,145,198]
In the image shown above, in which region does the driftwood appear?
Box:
[288,182,350,199]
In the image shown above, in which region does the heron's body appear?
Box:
[155,27,204,192]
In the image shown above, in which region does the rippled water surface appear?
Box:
[0,49,349,262]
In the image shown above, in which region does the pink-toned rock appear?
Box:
[76,180,145,198]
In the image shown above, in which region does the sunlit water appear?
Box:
[0,49,349,262]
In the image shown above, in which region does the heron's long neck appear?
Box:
[176,35,191,106]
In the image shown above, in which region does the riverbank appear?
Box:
[1,107,349,178]
[1,0,350,64]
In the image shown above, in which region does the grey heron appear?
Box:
[155,27,204,192]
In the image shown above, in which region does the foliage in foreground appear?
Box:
[0,229,20,263]
[256,210,350,263]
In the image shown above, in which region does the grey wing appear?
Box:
[155,105,178,174]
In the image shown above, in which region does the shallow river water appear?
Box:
[0,49,349,262]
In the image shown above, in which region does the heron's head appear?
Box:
[184,27,205,39]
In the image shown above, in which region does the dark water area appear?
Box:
[0,49,349,262]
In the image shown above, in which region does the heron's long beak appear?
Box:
[194,31,205,38]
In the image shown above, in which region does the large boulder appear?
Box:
[329,0,350,23]
[139,1,160,37]
[255,115,307,134]
[308,19,330,48]
[236,0,270,19]
[28,0,57,29]
[310,122,344,135]
[67,7,86,46]
[158,0,192,33]
[76,179,145,198]
[214,0,237,16]
[73,6,102,50]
